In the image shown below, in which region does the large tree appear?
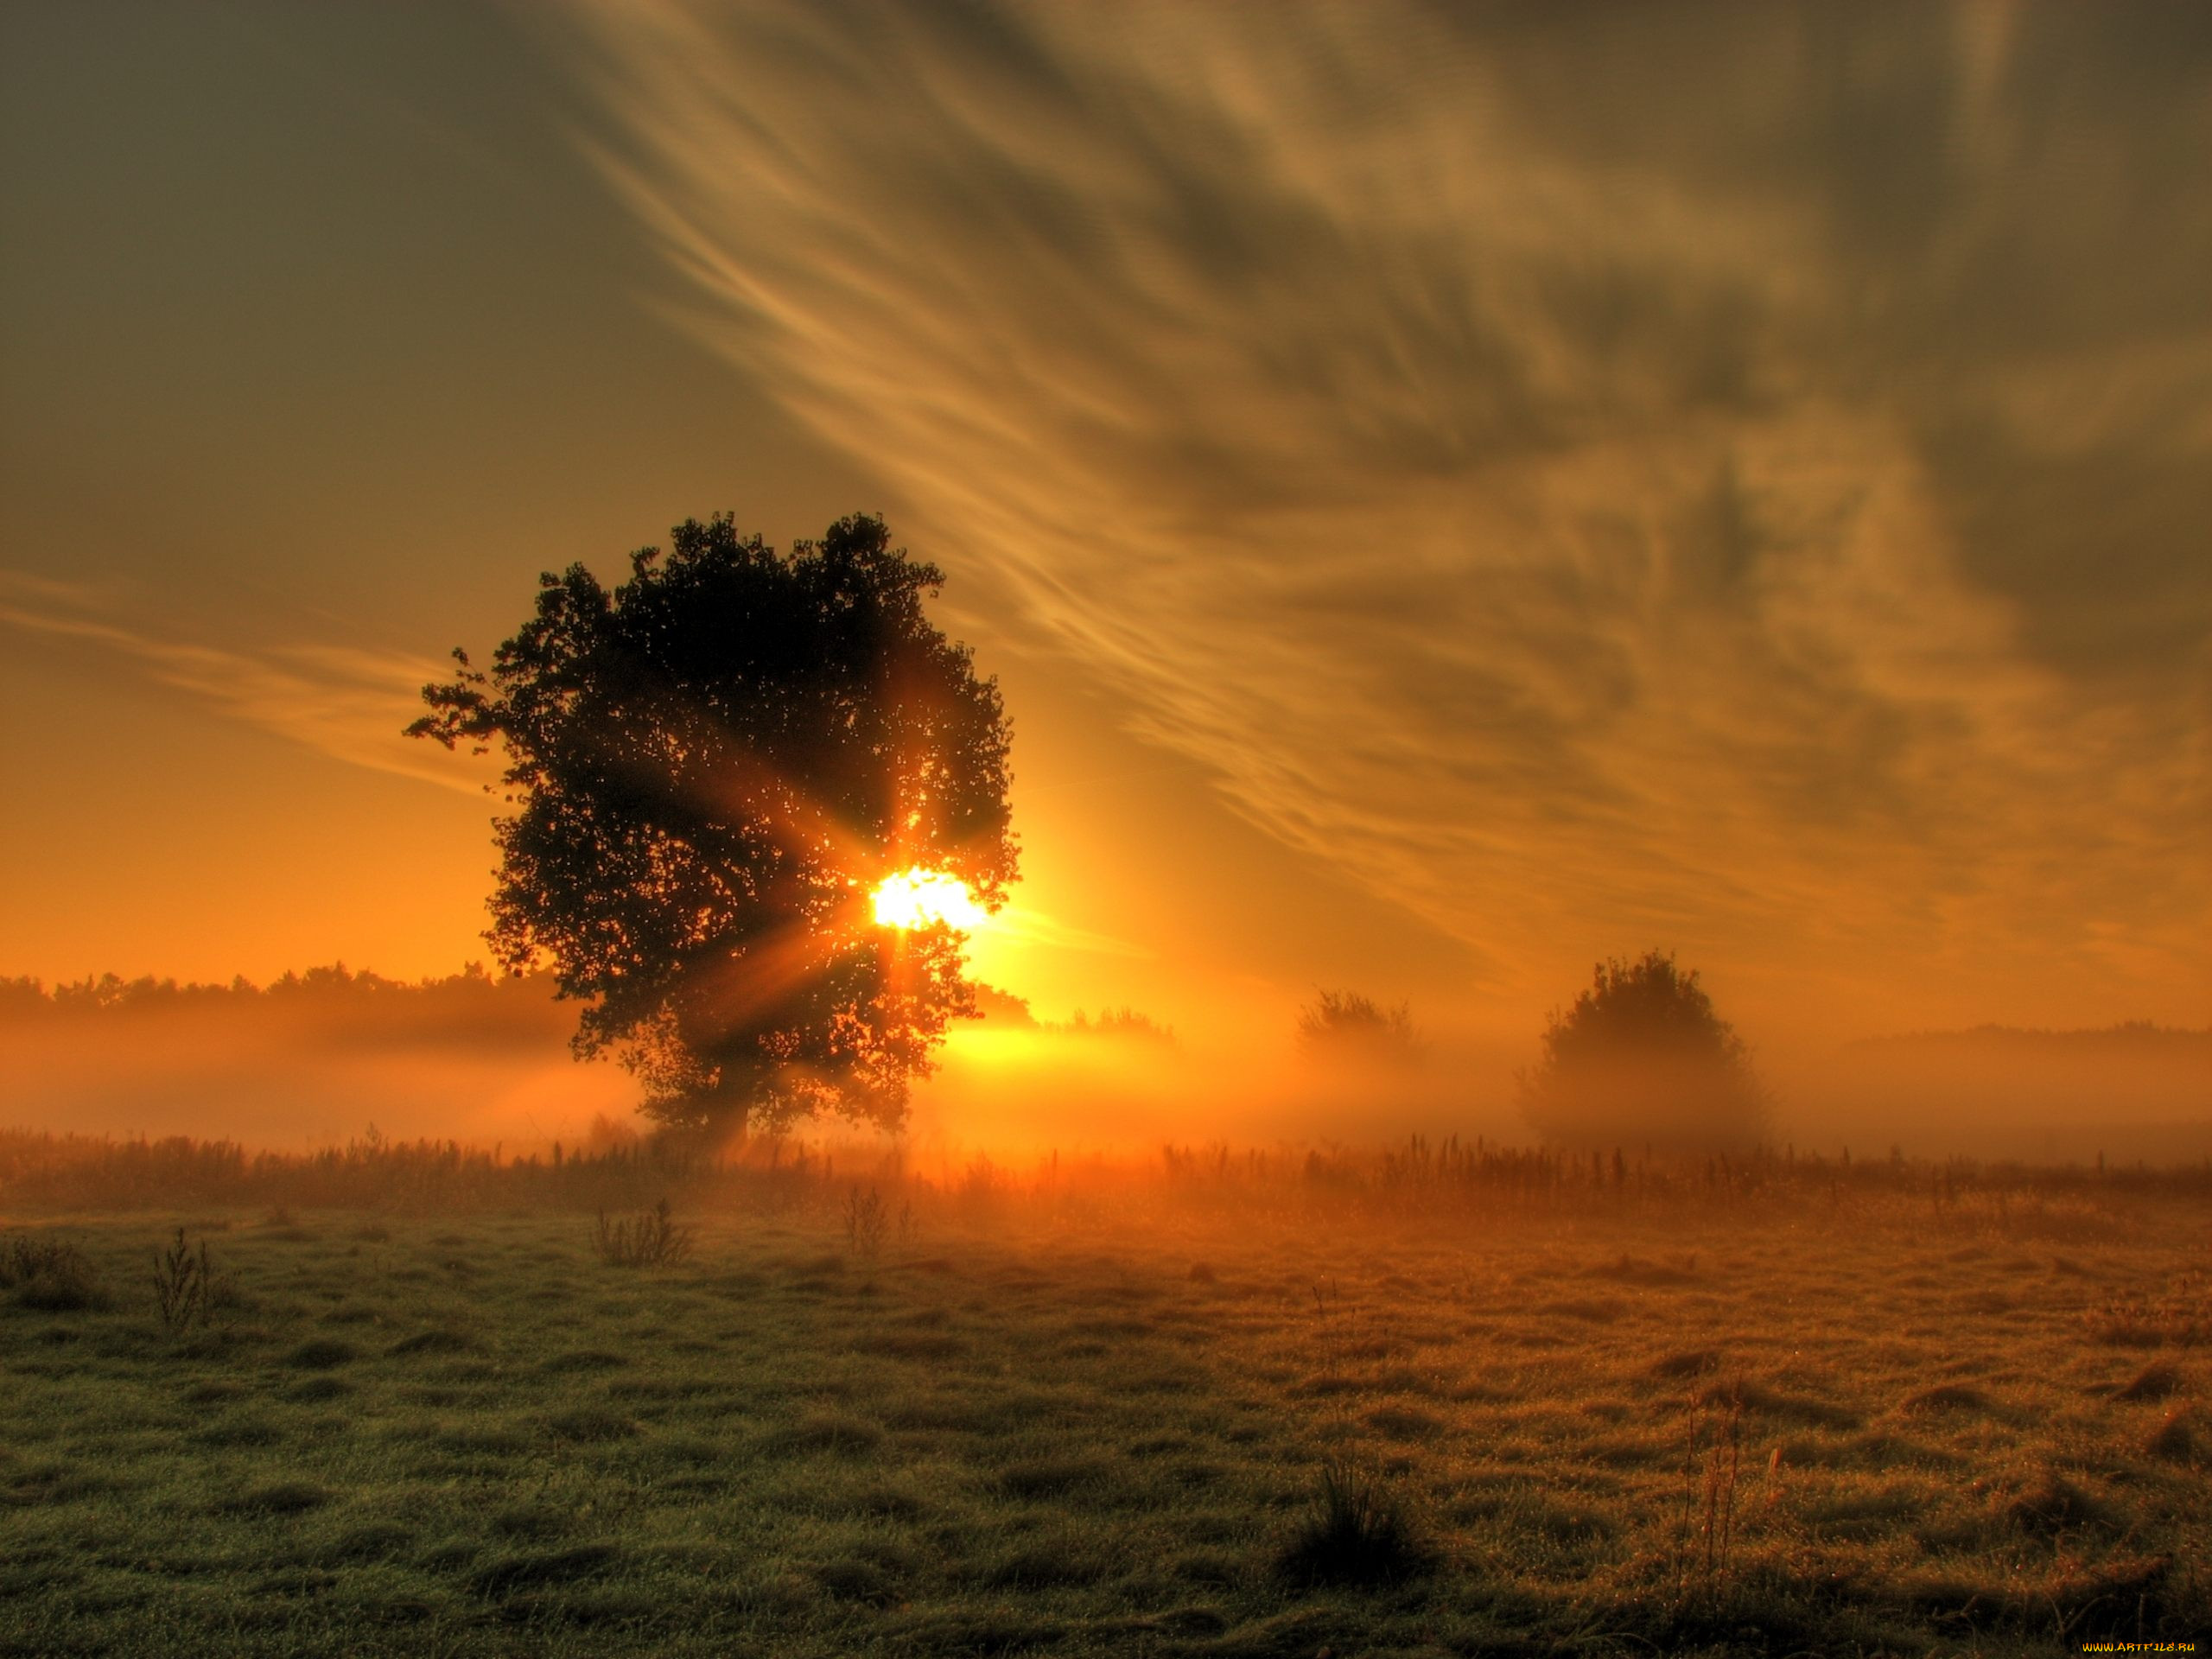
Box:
[1519,950,1767,1151]
[407,513,1016,1135]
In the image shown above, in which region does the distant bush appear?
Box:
[1295,990,1422,1069]
[1052,1007,1176,1045]
[1520,951,1767,1151]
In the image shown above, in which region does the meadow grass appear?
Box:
[0,1140,2204,1656]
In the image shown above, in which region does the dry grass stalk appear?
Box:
[153,1228,217,1332]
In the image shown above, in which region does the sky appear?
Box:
[3,2,2208,1095]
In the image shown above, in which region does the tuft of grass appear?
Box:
[1649,1348,1725,1379]
[2145,1408,2198,1463]
[1274,1457,1429,1587]
[812,1555,897,1605]
[489,1503,569,1541]
[773,1410,883,1456]
[997,1457,1110,1500]
[538,1347,628,1373]
[224,1481,331,1516]
[2005,1472,2114,1537]
[2086,1288,2210,1347]
[1,1234,107,1312]
[594,1198,695,1268]
[314,1522,416,1565]
[1364,1405,1444,1440]
[543,1406,639,1443]
[1902,1382,1993,1415]
[284,1338,358,1370]
[982,1541,1106,1589]
[469,1542,620,1599]
[2115,1362,2185,1402]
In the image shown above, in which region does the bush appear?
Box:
[594,1198,695,1268]
[1,1233,107,1311]
[1520,951,1767,1151]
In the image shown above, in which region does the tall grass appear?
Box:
[5,1124,2204,1224]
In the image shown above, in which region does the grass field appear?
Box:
[0,1143,2205,1656]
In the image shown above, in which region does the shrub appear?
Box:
[594,1198,694,1268]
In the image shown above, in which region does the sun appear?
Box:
[871,868,987,931]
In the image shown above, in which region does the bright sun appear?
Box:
[870,868,987,930]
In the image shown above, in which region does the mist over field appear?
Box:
[3,969,2203,1168]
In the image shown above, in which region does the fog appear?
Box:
[1,968,2202,1168]
[0,969,632,1154]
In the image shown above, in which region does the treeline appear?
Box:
[0,968,1176,1045]
[0,963,573,1054]
[0,963,527,1018]
[949,983,1176,1044]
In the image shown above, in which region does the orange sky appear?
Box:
[3,2,2208,1086]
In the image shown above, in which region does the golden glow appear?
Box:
[871,868,987,931]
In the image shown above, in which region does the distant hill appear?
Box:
[1850,1022,2212,1057]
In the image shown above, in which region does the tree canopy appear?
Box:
[1518,950,1766,1150]
[407,513,1016,1135]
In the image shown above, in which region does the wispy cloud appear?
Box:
[0,582,488,797]
[990,904,1153,963]
[547,2,2212,1019]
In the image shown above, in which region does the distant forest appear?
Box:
[1,963,520,1013]
[0,967,1172,1046]
[0,966,566,1052]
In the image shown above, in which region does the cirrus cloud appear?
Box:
[542,0,2212,1023]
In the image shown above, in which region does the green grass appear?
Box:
[0,1173,2204,1656]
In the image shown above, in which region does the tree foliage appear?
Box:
[407,513,1016,1135]
[1519,950,1765,1150]
[1296,990,1423,1069]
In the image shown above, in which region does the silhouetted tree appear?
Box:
[1519,950,1766,1150]
[407,513,1016,1135]
[1296,990,1423,1069]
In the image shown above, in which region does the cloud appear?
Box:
[990,904,1152,962]
[0,582,490,796]
[544,1,2212,1019]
